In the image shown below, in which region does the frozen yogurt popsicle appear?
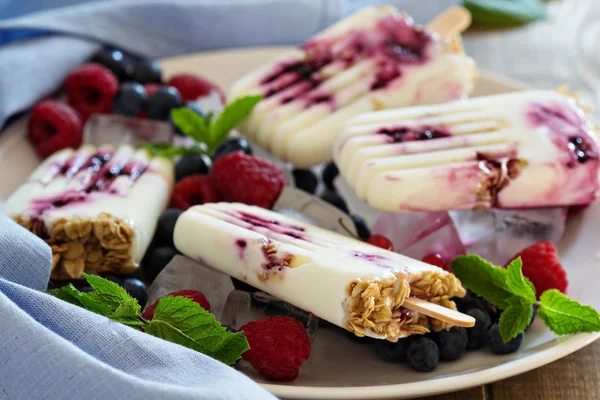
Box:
[334,89,600,212]
[4,145,174,279]
[229,6,477,168]
[174,202,469,341]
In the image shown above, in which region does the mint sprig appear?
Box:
[48,274,248,365]
[462,0,546,28]
[143,94,262,159]
[452,255,600,343]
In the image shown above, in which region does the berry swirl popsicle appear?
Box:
[334,89,600,212]
[4,145,174,279]
[229,6,477,168]
[174,202,470,341]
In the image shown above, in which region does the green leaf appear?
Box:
[498,297,534,342]
[505,257,536,303]
[47,287,83,306]
[538,290,600,335]
[462,0,546,28]
[208,95,262,150]
[139,143,208,159]
[149,296,249,365]
[83,273,141,318]
[451,255,513,309]
[144,319,209,352]
[170,107,210,141]
[211,331,250,366]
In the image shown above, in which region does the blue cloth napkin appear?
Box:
[0,213,278,399]
[0,0,457,128]
[0,1,456,398]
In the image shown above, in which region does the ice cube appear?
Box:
[372,212,465,262]
[449,207,568,265]
[220,290,319,341]
[83,114,174,147]
[145,255,234,320]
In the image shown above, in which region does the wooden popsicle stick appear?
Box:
[403,297,475,327]
[426,6,472,37]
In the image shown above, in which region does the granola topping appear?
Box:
[14,213,136,279]
[345,269,465,341]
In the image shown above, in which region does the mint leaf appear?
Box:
[171,107,210,141]
[499,297,533,342]
[208,95,262,149]
[451,255,512,309]
[148,295,249,364]
[538,290,600,335]
[47,287,83,306]
[83,273,141,317]
[463,0,546,28]
[505,257,536,303]
[139,142,208,159]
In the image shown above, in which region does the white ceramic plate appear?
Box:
[1,47,599,400]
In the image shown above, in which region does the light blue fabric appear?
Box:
[0,1,456,398]
[0,213,277,400]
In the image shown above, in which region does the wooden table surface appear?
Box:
[430,1,600,398]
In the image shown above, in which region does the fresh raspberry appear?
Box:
[144,83,162,97]
[27,100,83,158]
[367,234,393,251]
[239,316,311,381]
[167,73,225,103]
[171,174,221,210]
[422,253,451,272]
[211,151,286,209]
[65,63,118,118]
[506,241,568,298]
[142,289,211,320]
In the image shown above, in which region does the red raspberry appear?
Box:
[65,63,118,118]
[142,289,211,320]
[211,151,287,209]
[28,100,83,158]
[239,316,311,381]
[422,253,451,272]
[367,234,393,251]
[506,241,568,298]
[167,73,225,103]
[171,174,221,210]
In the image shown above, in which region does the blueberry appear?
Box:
[453,290,494,315]
[406,337,440,372]
[320,191,349,213]
[224,325,237,333]
[175,154,212,182]
[81,286,94,293]
[113,82,146,117]
[350,214,370,240]
[101,273,123,286]
[322,162,339,191]
[466,308,492,350]
[432,327,468,361]
[171,101,204,136]
[486,323,524,355]
[155,208,184,247]
[375,338,408,362]
[132,59,162,84]
[121,278,148,309]
[292,169,318,194]
[143,246,178,283]
[90,48,134,81]
[147,86,182,121]
[214,138,252,159]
